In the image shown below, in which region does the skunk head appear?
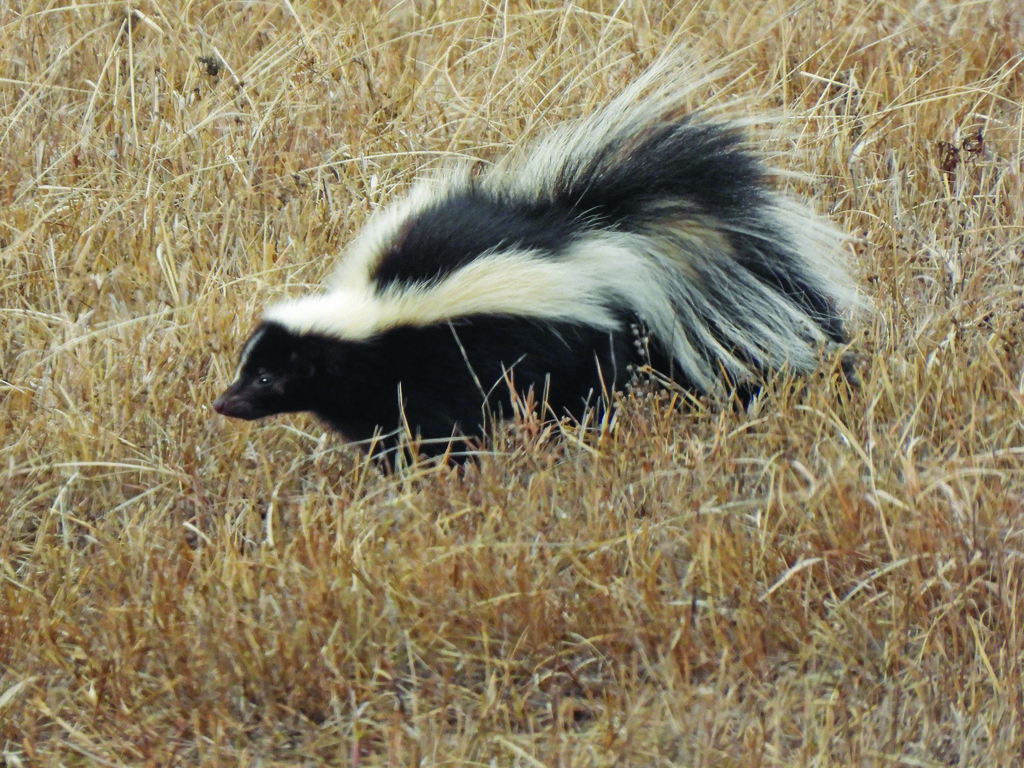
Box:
[213,322,323,421]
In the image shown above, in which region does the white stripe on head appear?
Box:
[233,325,268,381]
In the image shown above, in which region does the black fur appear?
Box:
[553,121,765,225]
[214,316,645,454]
[372,195,578,289]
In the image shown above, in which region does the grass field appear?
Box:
[2,1,1024,765]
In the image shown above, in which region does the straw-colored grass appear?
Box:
[2,1,1023,765]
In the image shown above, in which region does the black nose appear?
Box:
[213,389,260,420]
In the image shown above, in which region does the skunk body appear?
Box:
[214,63,857,455]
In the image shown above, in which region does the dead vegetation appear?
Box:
[2,0,1023,765]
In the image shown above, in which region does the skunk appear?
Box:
[213,60,857,456]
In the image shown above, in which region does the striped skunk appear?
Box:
[213,59,857,457]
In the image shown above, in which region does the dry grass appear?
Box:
[2,0,1024,765]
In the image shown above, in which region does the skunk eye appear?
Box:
[255,373,273,387]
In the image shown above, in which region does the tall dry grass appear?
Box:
[2,0,1023,765]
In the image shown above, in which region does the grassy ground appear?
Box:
[2,0,1023,765]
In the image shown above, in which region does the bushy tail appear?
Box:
[482,55,860,392]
